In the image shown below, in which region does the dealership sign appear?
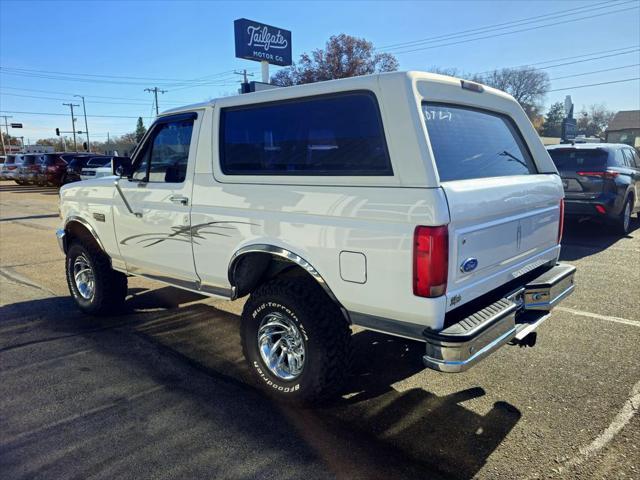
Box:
[234,18,292,66]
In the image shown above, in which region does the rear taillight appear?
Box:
[577,170,619,179]
[413,225,448,298]
[557,199,564,244]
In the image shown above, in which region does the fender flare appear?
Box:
[63,216,106,253]
[228,244,345,314]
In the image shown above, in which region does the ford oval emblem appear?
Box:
[460,258,478,273]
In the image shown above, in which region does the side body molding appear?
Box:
[228,244,345,313]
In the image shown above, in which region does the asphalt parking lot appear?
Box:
[1,179,638,480]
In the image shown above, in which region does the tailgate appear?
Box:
[442,176,562,310]
[422,102,563,311]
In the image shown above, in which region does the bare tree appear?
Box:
[577,104,615,138]
[272,34,399,86]
[473,67,550,120]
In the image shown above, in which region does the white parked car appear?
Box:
[80,157,115,181]
[57,71,575,403]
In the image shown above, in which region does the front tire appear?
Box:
[241,277,351,404]
[65,240,127,315]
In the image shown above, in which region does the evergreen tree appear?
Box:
[542,102,565,137]
[135,117,147,143]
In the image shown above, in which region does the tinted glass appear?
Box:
[22,155,39,165]
[133,118,193,183]
[423,103,536,182]
[422,103,536,182]
[622,149,638,168]
[6,155,16,165]
[86,157,111,167]
[221,92,392,176]
[548,148,609,170]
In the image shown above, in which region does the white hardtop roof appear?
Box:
[159,70,506,116]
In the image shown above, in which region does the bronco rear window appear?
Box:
[423,103,536,182]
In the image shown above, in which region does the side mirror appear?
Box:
[112,157,132,177]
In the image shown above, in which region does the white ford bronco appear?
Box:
[57,71,576,403]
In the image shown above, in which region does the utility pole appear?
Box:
[234,69,254,84]
[63,103,80,151]
[0,115,12,155]
[74,95,91,152]
[20,137,25,151]
[144,87,167,116]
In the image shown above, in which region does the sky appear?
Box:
[1,0,639,144]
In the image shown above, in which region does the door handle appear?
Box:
[169,195,189,206]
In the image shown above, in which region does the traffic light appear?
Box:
[83,142,88,151]
[55,128,60,136]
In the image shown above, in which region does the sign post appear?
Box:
[234,18,292,88]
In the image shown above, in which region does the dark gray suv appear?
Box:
[547,143,640,234]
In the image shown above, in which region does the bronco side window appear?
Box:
[131,113,196,183]
[220,91,392,176]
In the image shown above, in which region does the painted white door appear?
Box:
[113,113,199,286]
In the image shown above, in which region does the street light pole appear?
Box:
[74,95,90,152]
[62,103,80,151]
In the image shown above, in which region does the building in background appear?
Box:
[605,110,640,148]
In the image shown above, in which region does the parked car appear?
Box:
[58,71,575,404]
[63,154,96,183]
[547,143,640,234]
[80,156,117,181]
[16,154,45,185]
[2,154,24,182]
[35,153,72,187]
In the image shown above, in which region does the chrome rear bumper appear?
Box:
[423,263,575,373]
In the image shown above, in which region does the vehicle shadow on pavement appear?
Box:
[0,290,521,480]
[559,217,639,261]
[0,184,59,195]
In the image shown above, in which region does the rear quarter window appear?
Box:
[220,91,392,176]
[423,103,536,182]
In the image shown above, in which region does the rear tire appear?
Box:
[65,239,127,315]
[241,277,351,404]
[616,197,632,235]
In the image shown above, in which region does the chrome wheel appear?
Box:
[73,254,95,300]
[623,201,631,233]
[258,312,305,381]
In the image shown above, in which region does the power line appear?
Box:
[0,91,160,107]
[386,5,639,55]
[0,86,189,104]
[380,0,629,51]
[474,45,640,75]
[0,66,243,87]
[548,77,640,92]
[549,64,640,81]
[0,110,140,119]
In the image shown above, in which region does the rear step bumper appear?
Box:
[422,263,576,373]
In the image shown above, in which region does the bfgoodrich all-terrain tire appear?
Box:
[65,240,128,315]
[241,277,351,404]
